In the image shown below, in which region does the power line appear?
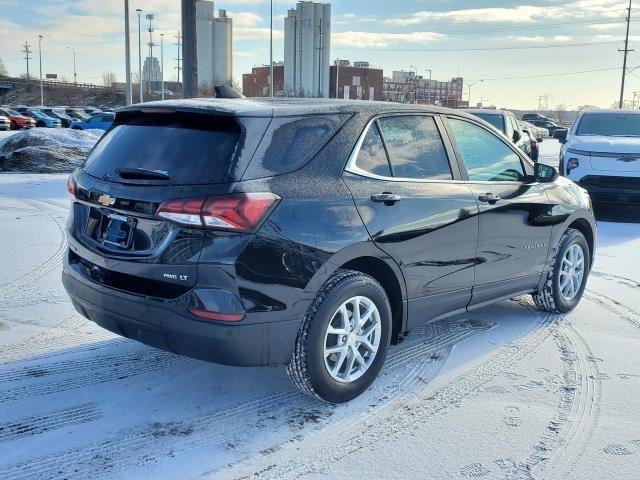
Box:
[476,66,626,81]
[333,40,620,52]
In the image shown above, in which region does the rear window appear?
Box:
[474,113,505,133]
[83,111,241,185]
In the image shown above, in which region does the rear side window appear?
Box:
[355,123,392,177]
[377,116,452,180]
[448,118,525,182]
[83,112,240,185]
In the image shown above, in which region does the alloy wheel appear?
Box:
[559,244,585,301]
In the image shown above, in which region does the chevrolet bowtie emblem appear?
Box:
[617,156,638,163]
[98,194,116,206]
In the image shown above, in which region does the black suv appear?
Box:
[63,99,596,403]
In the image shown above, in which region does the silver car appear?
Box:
[0,115,10,131]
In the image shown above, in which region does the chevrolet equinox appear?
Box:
[63,99,596,403]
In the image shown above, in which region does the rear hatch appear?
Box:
[68,107,269,297]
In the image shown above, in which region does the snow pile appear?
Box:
[0,128,103,173]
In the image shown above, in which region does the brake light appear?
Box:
[66,175,77,197]
[157,193,279,232]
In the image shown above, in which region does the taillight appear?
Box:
[67,174,77,198]
[157,193,279,232]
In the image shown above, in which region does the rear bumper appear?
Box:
[579,175,640,204]
[62,256,302,367]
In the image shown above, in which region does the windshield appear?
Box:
[576,113,640,137]
[474,113,505,132]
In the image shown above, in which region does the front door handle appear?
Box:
[371,193,402,205]
[478,193,500,204]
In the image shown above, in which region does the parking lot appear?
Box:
[0,138,638,479]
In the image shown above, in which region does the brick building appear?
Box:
[328,61,383,101]
[242,64,284,97]
[383,73,466,108]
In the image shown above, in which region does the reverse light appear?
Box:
[157,193,279,232]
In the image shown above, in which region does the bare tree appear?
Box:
[102,72,117,88]
[0,58,7,76]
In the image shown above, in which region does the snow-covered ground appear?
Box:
[0,140,639,480]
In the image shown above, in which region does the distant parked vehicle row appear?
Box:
[521,113,568,137]
[8,105,116,129]
[71,112,115,131]
[0,107,36,129]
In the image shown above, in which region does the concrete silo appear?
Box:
[195,1,233,88]
[212,10,232,86]
[284,1,331,98]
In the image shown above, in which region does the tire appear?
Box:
[533,228,590,313]
[37,121,45,128]
[287,269,392,403]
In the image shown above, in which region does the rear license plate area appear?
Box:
[97,212,137,249]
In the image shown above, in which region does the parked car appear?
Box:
[0,115,10,131]
[38,108,74,127]
[63,99,596,403]
[152,89,175,97]
[465,109,538,160]
[521,120,549,138]
[522,113,556,123]
[0,107,36,129]
[519,122,541,161]
[65,109,92,121]
[529,119,567,137]
[20,109,62,128]
[70,112,114,131]
[82,107,102,114]
[557,109,640,206]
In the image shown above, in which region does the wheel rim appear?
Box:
[323,296,382,383]
[559,243,585,301]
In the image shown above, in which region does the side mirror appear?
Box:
[534,163,558,183]
[512,130,521,143]
[554,129,568,144]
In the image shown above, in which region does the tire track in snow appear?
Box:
[0,318,486,480]
[590,270,640,291]
[219,312,558,480]
[584,291,640,330]
[0,198,67,296]
[0,403,101,442]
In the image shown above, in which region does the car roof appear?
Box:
[118,97,478,119]
[464,108,507,115]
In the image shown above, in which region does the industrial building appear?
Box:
[242,63,285,97]
[142,57,162,84]
[195,1,233,88]
[329,60,383,101]
[284,1,331,97]
[384,72,466,107]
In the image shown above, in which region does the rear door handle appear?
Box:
[371,193,402,205]
[478,193,500,204]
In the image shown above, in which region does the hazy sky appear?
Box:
[0,0,637,109]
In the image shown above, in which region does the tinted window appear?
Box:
[576,113,640,137]
[377,116,452,180]
[355,123,392,177]
[474,113,504,133]
[83,112,240,185]
[448,118,525,182]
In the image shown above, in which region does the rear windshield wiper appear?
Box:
[115,168,171,181]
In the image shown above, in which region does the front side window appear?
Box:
[355,123,392,177]
[448,118,525,182]
[377,116,452,180]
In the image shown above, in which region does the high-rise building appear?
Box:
[142,57,162,83]
[196,1,233,88]
[284,1,331,98]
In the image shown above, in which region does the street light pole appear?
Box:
[124,0,133,105]
[160,33,165,100]
[66,46,77,85]
[466,79,483,106]
[270,0,274,97]
[136,8,144,103]
[38,35,44,105]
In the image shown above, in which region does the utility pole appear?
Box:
[22,42,32,81]
[38,35,44,105]
[335,58,340,99]
[136,9,143,103]
[181,0,198,99]
[425,68,432,105]
[146,14,155,97]
[124,0,133,105]
[174,31,182,88]
[270,0,274,97]
[619,0,633,109]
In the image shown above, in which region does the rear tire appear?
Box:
[287,269,392,403]
[533,228,590,313]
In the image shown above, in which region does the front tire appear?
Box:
[287,269,392,403]
[533,228,590,313]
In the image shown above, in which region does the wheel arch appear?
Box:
[568,217,595,264]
